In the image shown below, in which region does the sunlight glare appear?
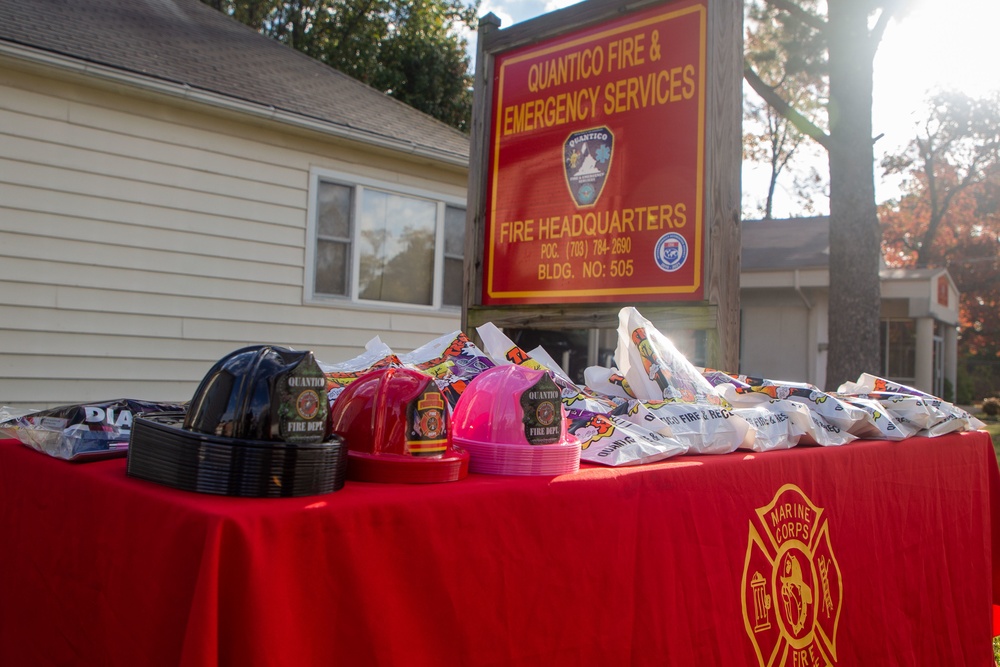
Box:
[874,0,1000,152]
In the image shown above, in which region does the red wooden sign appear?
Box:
[483,0,707,305]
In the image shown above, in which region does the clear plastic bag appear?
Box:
[615,307,722,404]
[1,398,187,461]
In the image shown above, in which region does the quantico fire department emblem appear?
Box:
[563,127,613,207]
[742,484,843,667]
[406,388,448,457]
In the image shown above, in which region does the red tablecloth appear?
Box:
[1,432,997,667]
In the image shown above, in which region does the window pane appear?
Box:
[357,189,435,305]
[317,182,352,238]
[314,239,348,296]
[444,205,466,257]
[443,257,463,306]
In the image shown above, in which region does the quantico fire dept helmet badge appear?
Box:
[742,484,843,667]
[563,127,613,208]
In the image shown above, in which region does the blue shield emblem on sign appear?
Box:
[654,232,688,273]
[564,127,613,208]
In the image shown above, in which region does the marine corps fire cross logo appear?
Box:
[742,484,843,667]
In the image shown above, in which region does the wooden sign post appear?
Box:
[463,0,742,372]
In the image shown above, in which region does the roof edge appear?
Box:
[0,41,468,168]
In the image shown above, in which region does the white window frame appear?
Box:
[304,167,466,312]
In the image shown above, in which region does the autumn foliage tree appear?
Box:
[881,91,1000,398]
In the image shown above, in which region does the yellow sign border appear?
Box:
[485,2,707,301]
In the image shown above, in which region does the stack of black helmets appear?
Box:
[127,345,346,497]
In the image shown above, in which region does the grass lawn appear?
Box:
[985,419,1000,462]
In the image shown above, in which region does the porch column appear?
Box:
[944,324,958,401]
[914,317,935,394]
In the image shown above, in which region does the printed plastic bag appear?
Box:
[838,373,928,398]
[733,405,801,452]
[525,345,572,383]
[399,331,495,408]
[476,322,548,369]
[856,392,964,435]
[615,307,722,404]
[320,337,402,402]
[569,412,687,466]
[615,399,752,455]
[0,398,187,461]
[583,365,635,401]
[836,395,915,440]
[704,371,866,434]
[777,399,856,447]
[838,373,983,435]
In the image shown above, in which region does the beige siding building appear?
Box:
[5,3,953,409]
[0,0,470,408]
[741,217,960,396]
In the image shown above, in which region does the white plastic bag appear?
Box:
[569,412,688,466]
[733,405,801,452]
[583,365,635,400]
[838,373,983,435]
[705,371,866,434]
[836,395,915,440]
[615,307,723,404]
[616,399,752,455]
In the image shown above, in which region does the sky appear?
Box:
[463,0,1000,217]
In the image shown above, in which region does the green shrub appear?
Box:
[957,366,975,405]
[983,396,1000,418]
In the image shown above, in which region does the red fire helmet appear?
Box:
[329,367,469,483]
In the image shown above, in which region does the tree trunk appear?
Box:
[824,0,882,391]
[765,168,777,220]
